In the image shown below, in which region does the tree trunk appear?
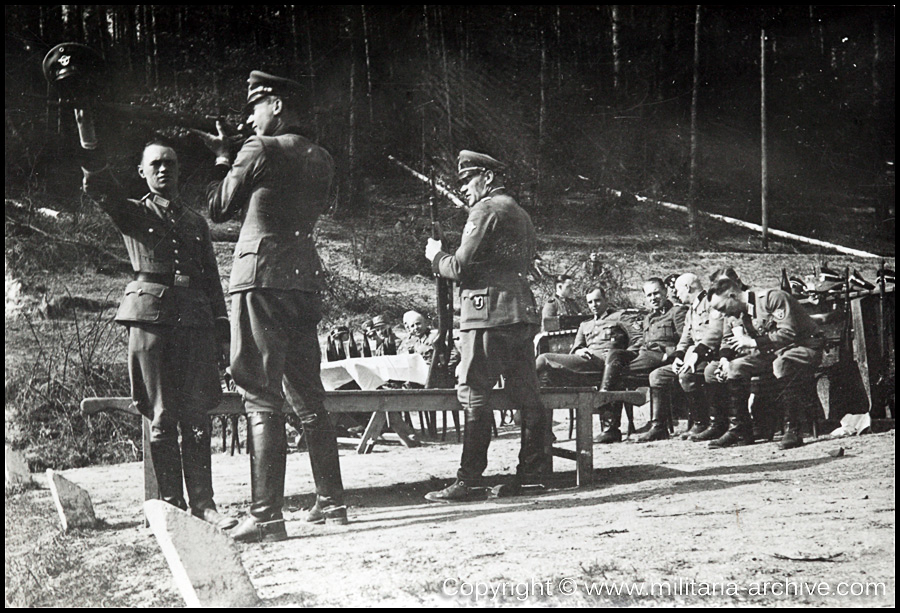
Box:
[688,5,701,244]
[438,6,452,147]
[610,5,621,93]
[538,20,548,207]
[361,5,374,125]
[305,8,319,140]
[760,29,768,251]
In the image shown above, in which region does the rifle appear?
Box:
[425,165,456,391]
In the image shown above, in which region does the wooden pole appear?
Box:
[689,5,701,243]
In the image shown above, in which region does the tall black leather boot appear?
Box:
[301,409,347,524]
[692,383,728,441]
[779,377,807,450]
[181,421,238,530]
[709,380,754,448]
[150,432,187,511]
[594,403,622,444]
[232,412,288,543]
[680,390,709,439]
[638,387,670,442]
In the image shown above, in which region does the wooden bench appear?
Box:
[82,387,647,507]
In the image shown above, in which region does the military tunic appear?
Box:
[717,288,825,381]
[542,295,584,319]
[431,187,548,482]
[649,291,722,392]
[535,310,631,386]
[207,127,333,415]
[604,301,686,381]
[398,329,441,362]
[207,124,344,506]
[82,151,227,513]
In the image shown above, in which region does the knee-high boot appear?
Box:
[681,390,709,439]
[709,380,754,448]
[692,383,728,441]
[301,410,347,525]
[638,387,670,442]
[231,412,288,543]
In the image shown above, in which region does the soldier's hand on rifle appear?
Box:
[672,356,685,374]
[192,120,231,162]
[425,237,443,261]
[73,108,98,150]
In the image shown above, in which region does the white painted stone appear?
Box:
[46,469,96,531]
[144,500,260,608]
[5,445,32,488]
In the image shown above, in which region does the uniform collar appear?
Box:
[144,193,180,212]
[652,299,673,316]
[745,290,757,318]
[693,290,707,307]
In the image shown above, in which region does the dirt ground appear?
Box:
[7,414,895,607]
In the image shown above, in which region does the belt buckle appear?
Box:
[174,274,190,288]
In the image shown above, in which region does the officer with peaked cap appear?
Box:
[423,150,550,501]
[196,70,345,541]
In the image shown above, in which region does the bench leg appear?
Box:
[357,412,388,454]
[386,413,421,448]
[575,403,594,487]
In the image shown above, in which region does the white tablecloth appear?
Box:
[320,353,430,391]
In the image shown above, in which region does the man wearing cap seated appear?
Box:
[71,107,236,531]
[423,150,550,501]
[196,71,345,541]
[365,314,399,356]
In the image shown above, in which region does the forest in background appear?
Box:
[5,5,896,249]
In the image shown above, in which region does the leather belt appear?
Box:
[134,272,193,288]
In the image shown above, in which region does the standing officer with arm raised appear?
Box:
[70,102,235,530]
[423,151,550,502]
[196,71,345,542]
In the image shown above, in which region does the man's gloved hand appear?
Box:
[425,237,442,261]
[192,120,232,164]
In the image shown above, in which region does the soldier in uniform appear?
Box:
[73,108,236,530]
[598,278,686,443]
[368,314,399,356]
[542,274,584,323]
[398,311,440,362]
[646,273,724,442]
[423,150,550,502]
[705,276,825,449]
[196,71,345,541]
[535,287,630,387]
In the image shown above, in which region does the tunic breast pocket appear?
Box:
[231,237,261,288]
[115,281,172,324]
[461,289,490,322]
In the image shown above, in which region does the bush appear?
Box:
[5,308,139,470]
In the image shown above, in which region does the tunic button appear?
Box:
[174,249,179,254]
[295,231,300,236]
[175,270,181,274]
[148,228,154,233]
[295,269,300,275]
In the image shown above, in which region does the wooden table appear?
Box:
[81,387,647,507]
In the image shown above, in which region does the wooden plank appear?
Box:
[82,388,645,416]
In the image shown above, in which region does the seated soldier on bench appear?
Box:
[595,277,688,443]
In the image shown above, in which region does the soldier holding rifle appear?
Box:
[423,151,550,502]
